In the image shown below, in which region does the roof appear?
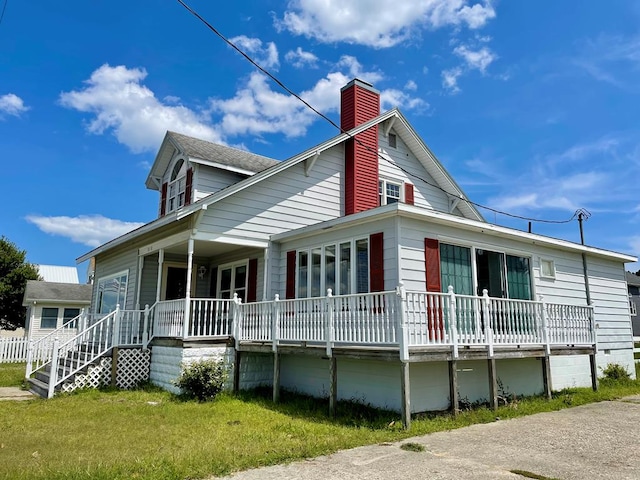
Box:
[36,265,79,284]
[626,272,640,287]
[271,202,638,264]
[22,281,92,305]
[145,131,280,190]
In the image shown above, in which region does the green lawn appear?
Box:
[0,362,26,388]
[1,363,639,480]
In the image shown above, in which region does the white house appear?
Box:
[26,79,636,426]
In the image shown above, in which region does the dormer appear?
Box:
[146,131,280,218]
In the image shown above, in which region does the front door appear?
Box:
[218,263,247,302]
[165,266,188,300]
[475,249,505,298]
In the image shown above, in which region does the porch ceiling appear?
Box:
[163,239,248,258]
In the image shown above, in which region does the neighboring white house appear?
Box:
[22,266,92,341]
[28,79,636,423]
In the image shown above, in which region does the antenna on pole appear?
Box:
[575,208,591,245]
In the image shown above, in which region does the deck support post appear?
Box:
[589,352,598,391]
[488,358,498,411]
[272,351,280,403]
[400,361,411,430]
[449,360,459,415]
[329,356,337,417]
[541,355,552,400]
[233,350,241,393]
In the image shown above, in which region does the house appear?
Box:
[627,272,640,336]
[26,79,637,426]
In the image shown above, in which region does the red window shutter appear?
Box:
[369,232,384,292]
[160,182,168,216]
[285,250,296,299]
[247,258,258,303]
[424,238,441,292]
[405,183,414,205]
[185,167,193,206]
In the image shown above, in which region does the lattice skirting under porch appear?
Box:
[61,357,112,393]
[60,348,150,393]
[115,348,150,389]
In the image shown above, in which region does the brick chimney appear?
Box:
[341,79,380,215]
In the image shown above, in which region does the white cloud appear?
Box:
[26,214,144,247]
[454,45,496,73]
[230,36,279,69]
[405,80,418,91]
[0,93,29,118]
[277,0,496,48]
[442,67,463,93]
[211,55,424,138]
[285,47,319,68]
[59,64,223,153]
[575,34,640,90]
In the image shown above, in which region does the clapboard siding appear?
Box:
[379,130,451,214]
[198,146,344,241]
[139,253,159,308]
[194,166,247,202]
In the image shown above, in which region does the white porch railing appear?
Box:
[148,298,234,341]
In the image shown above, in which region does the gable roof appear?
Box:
[626,271,640,287]
[22,281,92,305]
[145,131,279,190]
[77,109,506,262]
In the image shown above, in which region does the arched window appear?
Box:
[167,158,187,212]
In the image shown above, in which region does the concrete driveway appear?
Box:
[220,396,640,480]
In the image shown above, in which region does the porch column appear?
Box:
[233,350,241,393]
[183,238,194,339]
[273,352,280,402]
[329,357,337,417]
[449,360,459,415]
[155,249,164,303]
[589,352,598,391]
[488,358,498,410]
[541,355,552,400]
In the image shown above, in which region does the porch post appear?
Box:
[183,238,194,339]
[541,355,552,400]
[155,248,164,303]
[400,361,411,430]
[449,360,459,415]
[590,352,598,391]
[273,352,280,403]
[329,356,337,417]
[488,357,498,411]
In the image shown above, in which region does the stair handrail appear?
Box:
[27,309,91,378]
[144,301,159,348]
[48,308,119,398]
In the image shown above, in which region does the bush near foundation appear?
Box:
[600,363,631,383]
[175,359,226,401]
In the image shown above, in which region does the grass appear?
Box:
[0,363,639,480]
[0,362,26,388]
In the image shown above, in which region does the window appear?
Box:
[297,238,369,297]
[167,159,187,213]
[41,307,58,329]
[388,133,397,148]
[96,271,128,314]
[630,296,637,316]
[506,255,532,300]
[218,262,247,302]
[379,179,402,205]
[63,308,81,328]
[540,259,556,279]
[440,244,473,295]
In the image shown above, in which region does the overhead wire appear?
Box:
[0,0,8,28]
[177,0,579,226]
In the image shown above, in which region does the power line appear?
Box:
[177,0,579,227]
[0,0,8,28]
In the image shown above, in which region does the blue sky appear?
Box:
[1,0,639,279]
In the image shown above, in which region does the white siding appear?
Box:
[27,303,88,341]
[379,130,451,214]
[194,165,247,202]
[198,145,344,242]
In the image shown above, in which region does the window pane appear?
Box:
[41,307,58,329]
[340,243,351,295]
[298,251,308,298]
[439,244,472,295]
[386,183,400,203]
[311,248,322,297]
[325,245,336,295]
[234,265,247,290]
[506,255,532,300]
[356,239,369,293]
[97,273,128,314]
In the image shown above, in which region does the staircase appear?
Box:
[25,307,147,398]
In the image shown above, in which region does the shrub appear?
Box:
[174,359,227,401]
[600,363,631,382]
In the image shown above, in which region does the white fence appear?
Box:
[0,337,29,363]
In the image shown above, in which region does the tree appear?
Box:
[0,237,40,330]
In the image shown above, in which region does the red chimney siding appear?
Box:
[341,80,380,215]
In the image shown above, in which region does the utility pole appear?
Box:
[576,209,591,304]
